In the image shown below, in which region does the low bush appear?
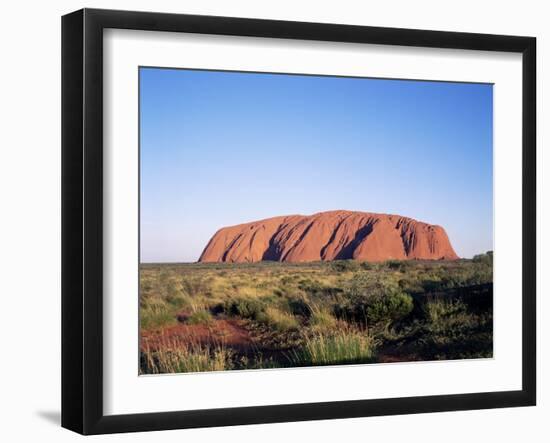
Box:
[413,299,493,360]
[335,273,414,327]
[224,297,266,320]
[330,260,360,273]
[473,251,493,266]
[365,292,414,326]
[398,277,424,293]
[360,261,373,270]
[288,297,312,318]
[297,278,323,293]
[186,310,213,325]
[385,259,402,270]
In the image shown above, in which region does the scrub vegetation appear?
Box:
[140,253,493,374]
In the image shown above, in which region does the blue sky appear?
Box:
[140,68,493,263]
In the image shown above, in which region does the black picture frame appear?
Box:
[62,8,536,435]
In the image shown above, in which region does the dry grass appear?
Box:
[141,337,233,374]
[258,306,300,332]
[308,305,338,332]
[290,329,375,366]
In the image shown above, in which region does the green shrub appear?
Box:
[421,277,444,292]
[365,292,414,325]
[360,261,373,270]
[224,297,266,320]
[288,297,312,318]
[413,299,493,360]
[473,251,493,266]
[186,310,213,325]
[398,277,424,293]
[297,279,343,299]
[385,259,402,270]
[297,278,322,293]
[330,260,359,273]
[344,272,400,299]
[335,273,413,326]
[279,276,294,286]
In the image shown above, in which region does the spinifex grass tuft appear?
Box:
[257,306,300,332]
[141,338,233,374]
[290,329,375,367]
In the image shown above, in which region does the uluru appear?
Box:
[198,210,459,263]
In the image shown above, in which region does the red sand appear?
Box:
[140,318,253,352]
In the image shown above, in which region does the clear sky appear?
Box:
[140,67,493,263]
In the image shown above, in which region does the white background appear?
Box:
[0,0,547,441]
[104,30,522,415]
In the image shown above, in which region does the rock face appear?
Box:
[198,210,459,263]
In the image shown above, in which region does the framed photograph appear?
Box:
[61,8,536,435]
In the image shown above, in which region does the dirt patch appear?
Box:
[376,343,421,363]
[377,353,420,363]
[141,318,254,352]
